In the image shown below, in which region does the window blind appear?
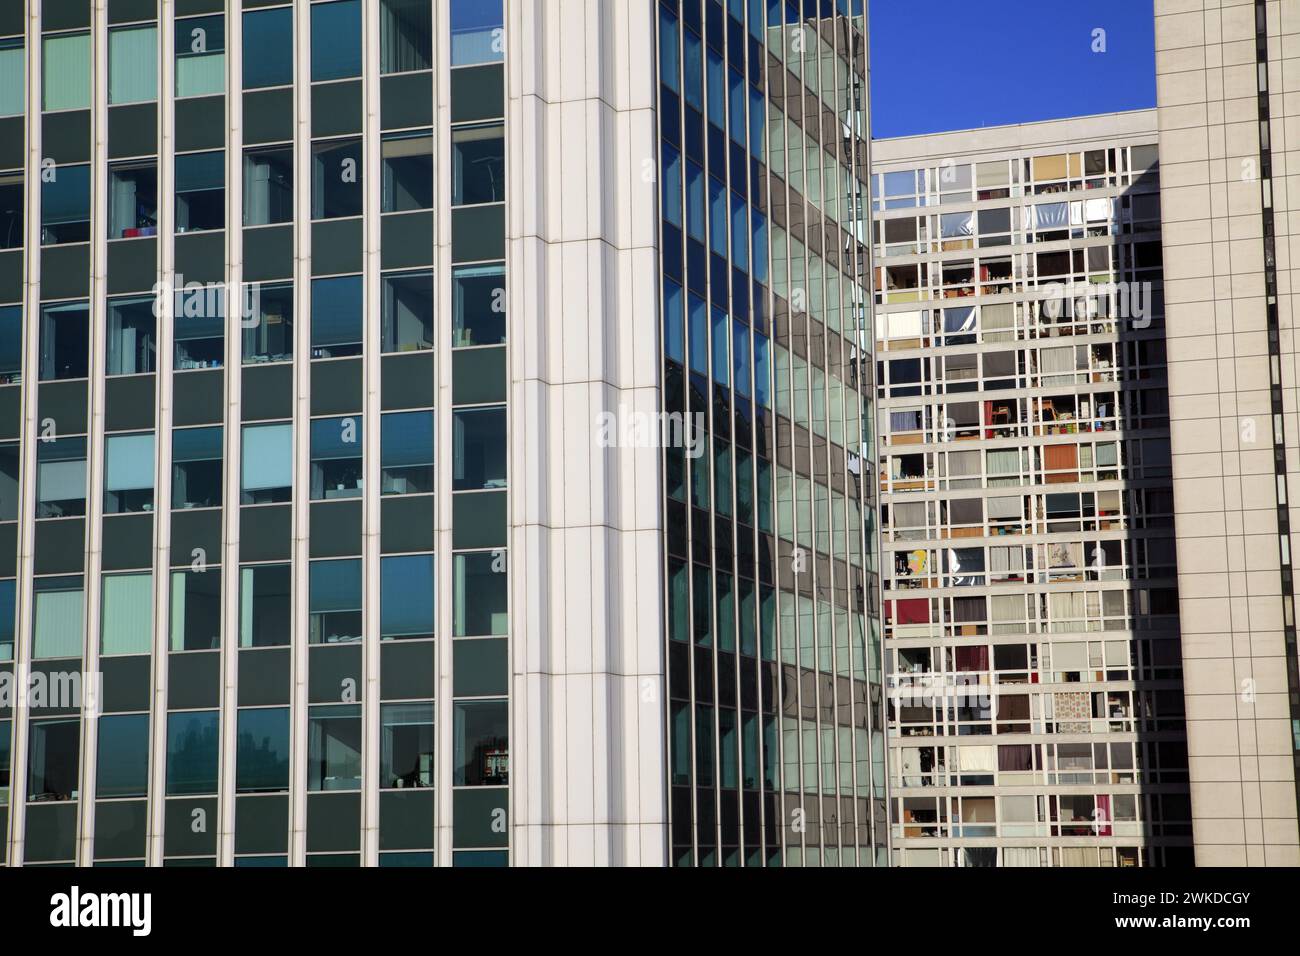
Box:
[102,574,153,655]
[109,27,157,104]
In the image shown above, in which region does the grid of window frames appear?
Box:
[0,0,507,867]
[658,0,883,867]
[872,140,1192,867]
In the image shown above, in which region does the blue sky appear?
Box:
[869,0,1156,139]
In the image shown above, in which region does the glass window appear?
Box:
[241,423,292,504]
[381,270,433,353]
[311,0,362,81]
[309,558,362,644]
[243,147,293,226]
[32,574,83,658]
[39,300,89,379]
[682,27,701,111]
[452,700,507,786]
[172,425,223,510]
[381,554,434,640]
[104,432,155,514]
[176,150,225,233]
[102,573,153,655]
[380,0,432,74]
[450,0,504,66]
[452,407,506,491]
[109,25,157,104]
[236,708,290,793]
[310,416,363,500]
[106,296,157,375]
[0,578,15,661]
[173,281,225,370]
[311,138,363,219]
[0,171,21,251]
[382,130,433,213]
[0,305,19,382]
[452,552,507,637]
[451,263,505,347]
[43,32,91,111]
[381,703,434,788]
[28,717,80,802]
[96,713,150,799]
[239,563,290,647]
[37,438,86,519]
[41,163,91,244]
[242,282,293,364]
[381,410,433,495]
[166,710,219,795]
[0,39,23,117]
[308,704,362,791]
[243,7,293,89]
[451,124,504,206]
[311,275,363,357]
[0,443,15,525]
[175,15,225,98]
[170,568,221,651]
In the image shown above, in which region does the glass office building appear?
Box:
[0,0,882,866]
[873,112,1193,866]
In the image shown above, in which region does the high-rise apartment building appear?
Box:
[1153,0,1300,865]
[872,110,1194,867]
[0,0,881,867]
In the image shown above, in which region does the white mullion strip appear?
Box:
[8,0,44,867]
[434,0,454,869]
[217,0,244,868]
[288,0,313,867]
[77,0,111,868]
[148,0,177,867]
[360,0,381,867]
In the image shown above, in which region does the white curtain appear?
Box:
[102,574,153,655]
[109,26,157,104]
[35,588,84,658]
[43,34,91,111]
[0,43,24,117]
[1003,847,1040,867]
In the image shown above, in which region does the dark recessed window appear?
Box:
[41,163,91,244]
[311,274,363,357]
[243,7,293,90]
[308,704,362,791]
[239,562,291,647]
[452,700,508,786]
[381,131,433,212]
[172,425,223,510]
[173,281,224,370]
[311,138,362,219]
[0,304,22,382]
[170,567,221,651]
[380,0,432,74]
[244,147,293,226]
[310,416,363,500]
[28,717,80,802]
[176,150,226,233]
[0,171,23,250]
[380,702,434,788]
[381,270,433,352]
[36,438,86,519]
[243,282,293,364]
[107,296,157,375]
[0,444,15,521]
[0,578,15,660]
[452,263,506,347]
[452,551,507,637]
[451,124,504,206]
[311,0,362,82]
[39,300,90,380]
[452,406,506,490]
